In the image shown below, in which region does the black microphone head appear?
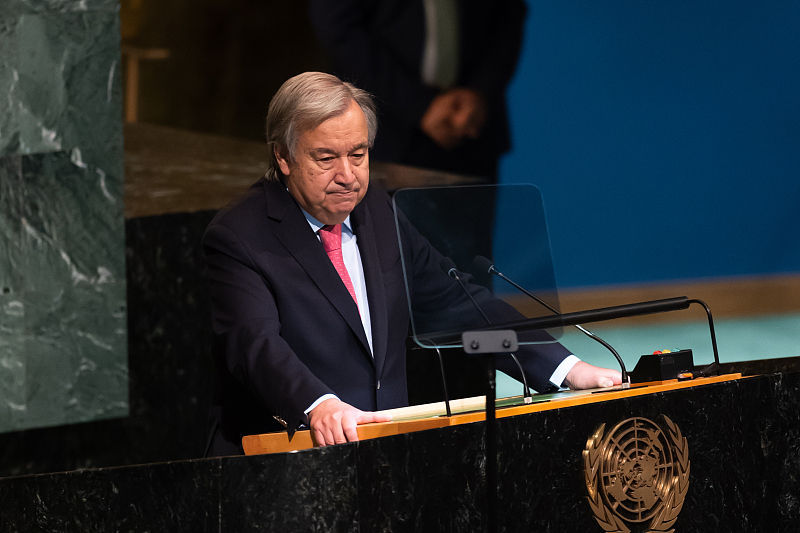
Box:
[473,255,495,275]
[440,257,459,279]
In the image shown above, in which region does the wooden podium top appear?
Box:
[242,373,742,456]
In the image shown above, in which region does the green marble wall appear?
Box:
[0,0,127,432]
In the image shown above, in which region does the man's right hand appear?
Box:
[307,398,392,447]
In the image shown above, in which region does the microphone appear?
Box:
[443,258,491,324]
[473,255,630,388]
[440,258,533,400]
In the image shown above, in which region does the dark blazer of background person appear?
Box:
[202,178,571,455]
[308,0,526,179]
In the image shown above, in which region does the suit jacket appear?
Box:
[308,0,527,178]
[203,178,570,455]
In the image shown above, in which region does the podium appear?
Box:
[3,363,800,531]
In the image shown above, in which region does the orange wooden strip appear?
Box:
[242,415,450,455]
[355,417,450,440]
[242,373,742,455]
[242,431,313,455]
[494,373,742,419]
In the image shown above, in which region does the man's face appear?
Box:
[276,99,370,225]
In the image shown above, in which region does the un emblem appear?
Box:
[583,416,690,533]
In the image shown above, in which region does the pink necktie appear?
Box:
[319,224,359,307]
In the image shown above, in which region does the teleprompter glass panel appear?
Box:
[392,184,563,350]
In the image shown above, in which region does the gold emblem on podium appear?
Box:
[583,416,690,533]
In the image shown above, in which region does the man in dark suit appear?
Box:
[309,0,525,179]
[203,72,620,455]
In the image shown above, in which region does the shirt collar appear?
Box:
[301,209,353,236]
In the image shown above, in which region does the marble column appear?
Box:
[0,0,127,432]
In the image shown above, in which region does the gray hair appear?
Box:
[265,72,378,181]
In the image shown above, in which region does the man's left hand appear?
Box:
[563,361,622,390]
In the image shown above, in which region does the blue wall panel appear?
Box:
[500,1,800,288]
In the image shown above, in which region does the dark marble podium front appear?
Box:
[2,369,800,532]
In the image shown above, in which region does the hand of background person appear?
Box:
[420,88,487,149]
[307,397,392,447]
[563,361,623,390]
[420,92,462,149]
[447,88,487,139]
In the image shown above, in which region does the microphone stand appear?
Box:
[471,296,722,379]
[476,256,631,387]
[444,259,513,533]
[486,357,497,533]
[462,328,517,533]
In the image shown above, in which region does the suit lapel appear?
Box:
[351,197,389,380]
[263,181,372,357]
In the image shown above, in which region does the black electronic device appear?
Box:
[629,349,695,383]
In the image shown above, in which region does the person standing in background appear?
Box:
[308,0,526,180]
